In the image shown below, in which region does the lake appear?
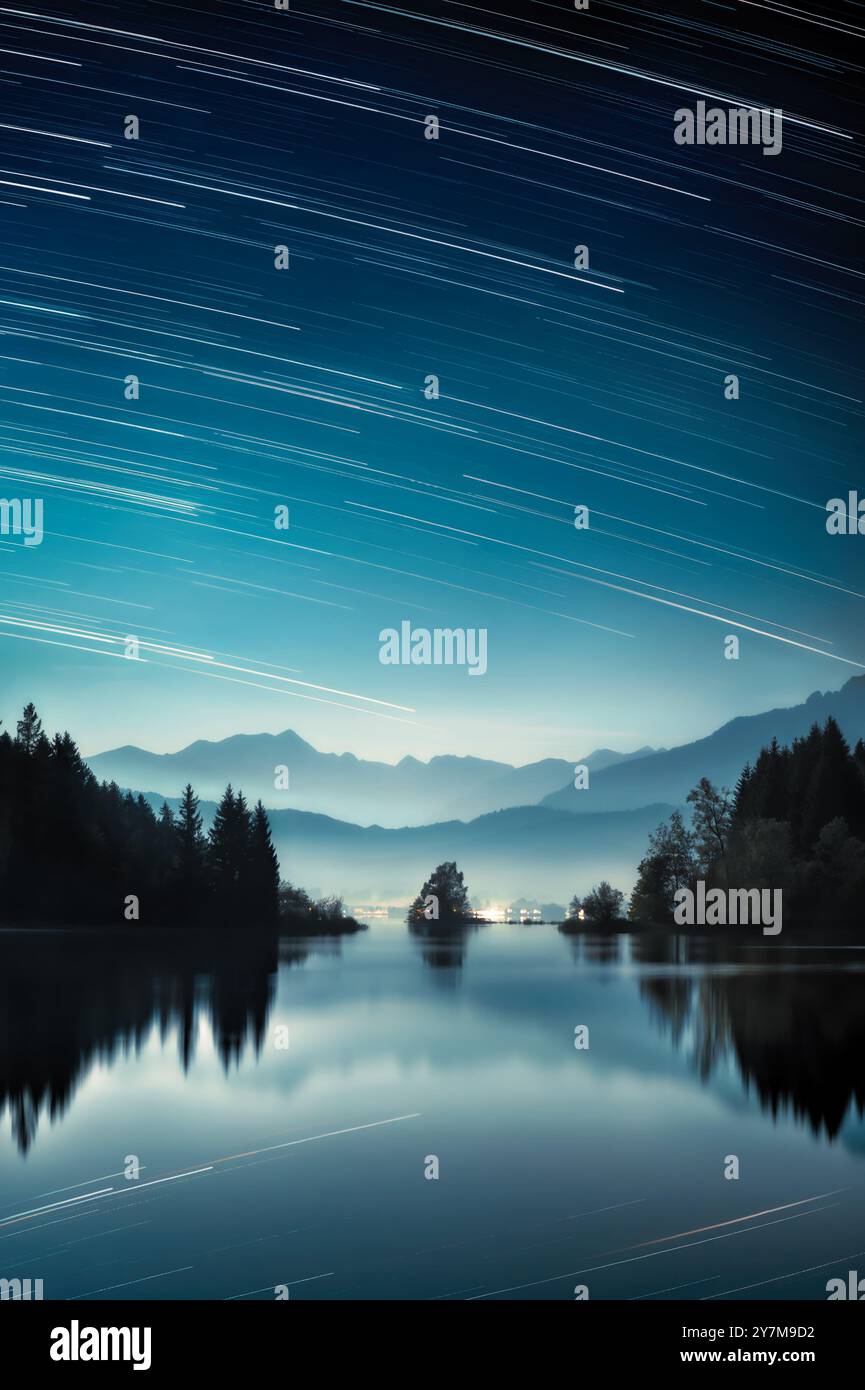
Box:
[2,924,864,1301]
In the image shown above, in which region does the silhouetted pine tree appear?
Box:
[750,737,789,822]
[208,785,253,925]
[155,802,177,912]
[16,701,43,753]
[175,783,207,924]
[248,802,280,925]
[732,762,754,820]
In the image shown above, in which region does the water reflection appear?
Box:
[639,951,865,1139]
[1,926,863,1158]
[408,919,487,979]
[561,926,864,1141]
[558,926,624,965]
[0,929,282,1153]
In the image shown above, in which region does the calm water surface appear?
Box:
[1,924,864,1300]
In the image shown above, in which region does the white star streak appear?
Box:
[0,615,417,712]
[0,121,111,146]
[0,178,88,199]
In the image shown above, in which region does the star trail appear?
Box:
[0,0,862,762]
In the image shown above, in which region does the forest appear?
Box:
[629,717,865,928]
[0,703,358,931]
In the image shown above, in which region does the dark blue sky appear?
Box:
[0,0,862,762]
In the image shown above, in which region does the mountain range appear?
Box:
[86,734,655,827]
[89,674,865,903]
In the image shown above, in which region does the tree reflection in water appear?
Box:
[0,929,289,1154]
[633,933,865,1139]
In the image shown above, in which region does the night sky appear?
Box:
[0,0,862,764]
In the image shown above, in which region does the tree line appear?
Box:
[0,703,355,930]
[628,717,865,927]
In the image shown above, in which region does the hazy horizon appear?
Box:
[42,670,858,766]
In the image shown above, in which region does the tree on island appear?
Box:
[407,861,472,924]
[574,881,625,925]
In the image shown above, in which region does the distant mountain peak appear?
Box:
[541,676,865,817]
